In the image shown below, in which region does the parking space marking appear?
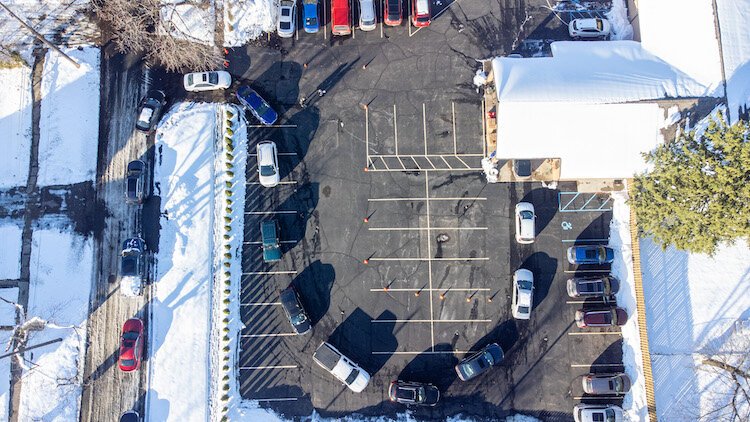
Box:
[452,102,457,154]
[571,363,624,368]
[248,152,298,157]
[242,271,298,275]
[572,396,623,401]
[241,333,298,338]
[561,238,609,243]
[564,269,609,274]
[393,104,398,155]
[370,288,491,292]
[566,300,608,304]
[365,102,370,168]
[568,332,622,336]
[481,99,486,157]
[252,397,299,402]
[372,350,474,355]
[248,124,298,128]
[241,302,281,306]
[372,319,492,323]
[245,210,299,215]
[240,365,298,370]
[244,240,298,245]
[559,191,613,212]
[422,103,428,155]
[368,227,488,231]
[247,181,298,185]
[370,257,489,261]
[369,197,487,202]
[424,173,436,350]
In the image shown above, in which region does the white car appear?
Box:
[183,71,232,92]
[573,404,623,422]
[257,141,280,187]
[512,269,534,320]
[359,0,377,31]
[515,202,536,244]
[277,0,297,38]
[568,18,611,40]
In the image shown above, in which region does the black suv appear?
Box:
[136,90,166,133]
[388,380,440,406]
[125,160,148,205]
[279,285,311,334]
[567,275,619,298]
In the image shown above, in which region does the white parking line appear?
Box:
[240,365,298,370]
[247,181,298,185]
[371,350,473,355]
[244,240,298,245]
[564,269,609,274]
[369,257,489,261]
[425,173,435,351]
[566,300,608,304]
[568,331,622,336]
[371,319,493,323]
[242,271,298,275]
[365,102,369,168]
[241,333,298,338]
[572,396,621,400]
[252,397,299,402]
[248,124,298,128]
[422,103,428,155]
[452,102,457,154]
[241,302,281,306]
[368,197,487,201]
[561,238,610,243]
[570,363,623,368]
[370,287,490,292]
[248,152,298,157]
[393,104,399,155]
[245,210,299,215]
[368,227,488,231]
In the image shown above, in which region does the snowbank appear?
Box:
[224,0,276,46]
[609,193,649,422]
[148,102,218,421]
[0,288,20,326]
[638,0,723,94]
[0,66,32,188]
[715,0,750,121]
[491,41,710,104]
[18,228,93,421]
[605,0,633,41]
[0,224,22,280]
[161,1,216,45]
[38,47,100,186]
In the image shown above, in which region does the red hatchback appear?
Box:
[411,0,430,27]
[575,307,628,328]
[385,0,402,26]
[119,318,145,372]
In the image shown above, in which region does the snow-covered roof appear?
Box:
[491,41,710,104]
[638,0,723,95]
[495,101,664,180]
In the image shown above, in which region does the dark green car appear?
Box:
[261,220,282,262]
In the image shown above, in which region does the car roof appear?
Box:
[258,141,275,165]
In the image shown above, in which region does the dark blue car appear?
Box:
[236,86,278,125]
[303,0,319,33]
[567,245,615,265]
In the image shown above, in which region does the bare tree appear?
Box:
[93,0,221,72]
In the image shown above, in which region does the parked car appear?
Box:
[119,411,140,422]
[120,238,147,296]
[183,71,232,92]
[303,0,319,33]
[257,141,280,187]
[279,285,311,334]
[582,373,631,395]
[567,275,620,298]
[388,380,440,406]
[512,269,534,320]
[359,0,377,31]
[118,318,144,372]
[411,0,430,27]
[575,307,628,328]
[567,245,615,265]
[384,0,402,26]
[261,220,282,263]
[455,343,503,381]
[135,90,166,133]
[277,0,297,38]
[569,18,611,40]
[236,86,278,125]
[573,404,624,422]
[514,202,535,244]
[313,342,370,392]
[331,0,352,35]
[125,160,148,205]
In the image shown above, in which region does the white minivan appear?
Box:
[359,0,377,31]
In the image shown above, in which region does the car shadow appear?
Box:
[519,251,557,309]
[291,260,335,326]
[326,307,396,377]
[521,187,559,236]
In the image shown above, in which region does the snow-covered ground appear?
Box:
[0,225,22,281]
[17,228,93,421]
[224,0,276,46]
[38,47,100,186]
[0,66,32,188]
[161,0,216,45]
[715,0,750,122]
[148,102,218,421]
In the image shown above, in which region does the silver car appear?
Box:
[183,71,231,92]
[569,18,611,40]
[573,404,623,422]
[512,269,534,320]
[514,202,535,244]
[257,141,280,187]
[359,0,376,31]
[582,373,631,395]
[278,0,297,38]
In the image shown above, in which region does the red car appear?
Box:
[412,0,430,27]
[384,0,402,26]
[575,307,628,328]
[119,318,145,372]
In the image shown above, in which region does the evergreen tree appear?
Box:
[631,112,750,254]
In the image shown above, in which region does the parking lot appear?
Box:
[231,0,625,419]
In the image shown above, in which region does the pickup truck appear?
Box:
[313,342,370,392]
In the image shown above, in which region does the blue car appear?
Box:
[303,0,319,33]
[567,245,615,265]
[236,86,278,125]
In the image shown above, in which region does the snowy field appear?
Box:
[148,102,218,421]
[0,67,32,189]
[38,47,100,186]
[17,228,93,421]
[224,0,276,46]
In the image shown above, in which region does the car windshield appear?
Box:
[122,331,139,341]
[121,258,136,275]
[126,178,137,195]
[417,16,429,22]
[282,8,291,16]
[280,22,291,30]
[518,306,530,314]
[260,165,276,177]
[483,350,494,366]
[291,312,307,325]
[255,102,270,116]
[121,359,135,367]
[187,74,194,85]
[208,72,218,84]
[517,280,533,290]
[520,210,533,220]
[345,368,360,385]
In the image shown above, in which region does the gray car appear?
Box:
[567,276,619,298]
[455,343,503,381]
[582,373,631,395]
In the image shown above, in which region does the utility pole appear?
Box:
[0,1,80,68]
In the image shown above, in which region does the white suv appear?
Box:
[569,18,611,40]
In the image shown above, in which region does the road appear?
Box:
[79,43,151,422]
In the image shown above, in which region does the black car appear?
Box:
[135,90,166,133]
[388,380,440,406]
[279,285,311,334]
[119,411,140,422]
[455,343,504,381]
[125,160,148,205]
[120,237,147,295]
[567,275,620,298]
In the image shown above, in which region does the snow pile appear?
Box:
[161,1,216,45]
[38,47,100,186]
[605,0,633,41]
[120,275,142,297]
[0,224,22,280]
[17,229,93,421]
[638,0,722,94]
[609,193,649,422]
[715,0,750,121]
[0,67,32,188]
[491,41,711,104]
[148,102,218,421]
[224,0,277,46]
[0,288,20,326]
